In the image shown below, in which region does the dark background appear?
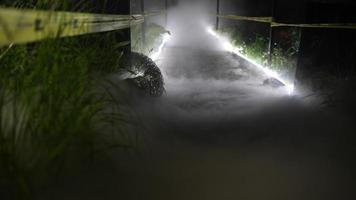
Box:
[216,0,356,91]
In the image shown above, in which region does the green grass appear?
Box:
[244,34,269,66]
[218,26,301,80]
[218,26,270,66]
[0,33,138,199]
[0,1,142,199]
[1,1,169,198]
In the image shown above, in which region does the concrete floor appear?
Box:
[114,35,356,200]
[43,19,356,200]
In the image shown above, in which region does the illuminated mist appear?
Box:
[51,1,356,200]
[152,0,299,121]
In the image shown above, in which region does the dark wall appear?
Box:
[90,0,130,14]
[57,0,130,14]
[145,0,166,11]
[131,0,143,14]
[219,0,272,37]
[306,1,356,23]
[220,0,272,16]
[85,0,131,52]
[296,1,356,85]
[213,0,356,84]
[274,0,307,23]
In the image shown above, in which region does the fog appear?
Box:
[165,0,219,49]
[154,0,301,119]
[128,1,356,199]
[46,1,356,199]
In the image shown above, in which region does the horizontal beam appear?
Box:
[144,10,167,18]
[0,7,156,47]
[217,14,273,23]
[216,14,356,29]
[271,22,356,29]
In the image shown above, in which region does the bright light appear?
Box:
[223,41,234,52]
[287,84,295,96]
[150,33,171,61]
[207,27,295,96]
[207,28,218,37]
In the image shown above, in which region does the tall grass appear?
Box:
[0,1,140,199]
[218,26,270,66]
[0,33,137,199]
[218,26,301,81]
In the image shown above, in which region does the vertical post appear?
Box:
[140,0,146,48]
[102,0,131,53]
[216,0,220,30]
[165,0,168,28]
[268,0,275,67]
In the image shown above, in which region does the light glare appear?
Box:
[207,27,295,96]
[150,33,171,61]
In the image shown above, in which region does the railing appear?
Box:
[0,7,166,47]
[212,12,356,94]
[215,14,356,29]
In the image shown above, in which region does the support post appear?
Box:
[216,0,220,30]
[140,0,146,48]
[97,0,131,53]
[165,0,168,28]
[268,0,275,67]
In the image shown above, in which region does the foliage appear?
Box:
[218,26,301,78]
[244,34,269,66]
[0,31,138,199]
[218,26,270,67]
[271,28,301,74]
[271,47,288,72]
[0,1,139,199]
